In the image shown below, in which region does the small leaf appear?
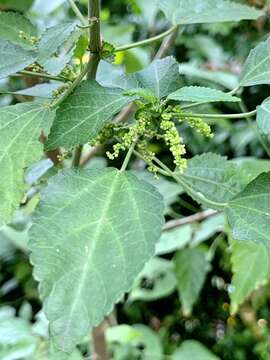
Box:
[230,240,270,314]
[0,40,37,79]
[256,97,270,136]
[46,80,132,150]
[226,172,270,246]
[176,153,248,210]
[0,102,55,226]
[239,36,270,87]
[159,0,263,25]
[29,168,164,352]
[173,248,209,316]
[0,11,37,49]
[167,86,240,104]
[38,22,78,64]
[173,340,220,360]
[129,257,177,301]
[115,56,182,99]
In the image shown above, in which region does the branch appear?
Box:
[163,209,218,231]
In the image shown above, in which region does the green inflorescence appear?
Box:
[90,94,213,173]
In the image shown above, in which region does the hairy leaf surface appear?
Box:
[226,172,270,246]
[29,168,164,352]
[0,102,55,226]
[159,0,263,25]
[46,80,132,149]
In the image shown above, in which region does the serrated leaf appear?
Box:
[159,0,263,25]
[256,97,270,136]
[46,80,132,150]
[0,11,37,49]
[0,102,55,226]
[0,40,37,79]
[173,340,220,360]
[230,240,270,314]
[176,153,248,210]
[29,168,164,352]
[38,22,78,64]
[114,57,182,99]
[173,248,209,316]
[226,172,270,246]
[239,36,270,87]
[167,86,240,104]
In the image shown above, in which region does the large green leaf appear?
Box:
[226,172,270,246]
[173,248,209,316]
[159,0,263,25]
[29,168,164,352]
[114,57,182,99]
[167,86,240,104]
[0,40,37,79]
[46,80,132,150]
[0,102,55,226]
[239,36,270,87]
[176,153,248,210]
[256,97,270,136]
[0,11,37,49]
[38,22,78,64]
[173,340,220,360]
[230,240,270,314]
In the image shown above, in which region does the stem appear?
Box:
[115,25,178,52]
[164,209,218,231]
[17,70,67,82]
[175,109,257,119]
[120,142,136,171]
[72,145,83,167]
[68,0,88,26]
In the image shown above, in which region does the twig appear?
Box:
[163,209,218,231]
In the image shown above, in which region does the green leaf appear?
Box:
[167,86,240,104]
[192,213,224,247]
[155,225,192,255]
[159,0,263,25]
[14,83,61,99]
[115,57,182,99]
[173,248,209,316]
[0,102,55,226]
[29,168,164,352]
[0,40,37,79]
[173,340,220,360]
[226,172,270,246]
[230,240,270,314]
[46,80,132,150]
[256,97,270,136]
[232,158,270,181]
[0,11,37,49]
[176,153,248,210]
[38,22,78,64]
[129,257,177,301]
[239,36,270,87]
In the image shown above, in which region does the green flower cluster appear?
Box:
[19,30,38,45]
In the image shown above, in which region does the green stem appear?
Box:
[115,25,178,52]
[120,142,136,171]
[72,145,83,167]
[68,0,88,26]
[175,109,257,119]
[17,70,67,82]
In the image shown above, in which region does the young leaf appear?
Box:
[0,102,55,226]
[114,57,182,99]
[173,248,209,316]
[0,11,37,49]
[46,80,132,150]
[173,340,220,360]
[0,40,37,79]
[239,36,270,87]
[226,172,270,246]
[29,168,164,352]
[167,86,240,104]
[38,22,78,64]
[230,240,270,314]
[176,153,248,210]
[256,97,270,136]
[159,0,263,25]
